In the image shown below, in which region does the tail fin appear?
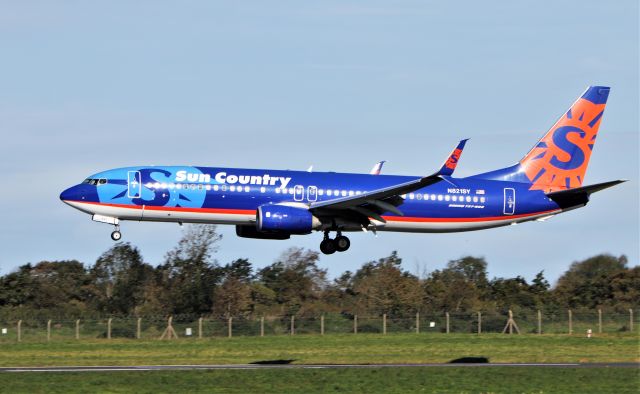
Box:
[519,86,610,192]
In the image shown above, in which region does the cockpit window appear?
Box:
[83,178,106,186]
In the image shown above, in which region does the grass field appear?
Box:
[0,367,638,393]
[0,332,638,366]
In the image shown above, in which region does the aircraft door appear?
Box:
[294,185,304,201]
[128,171,142,199]
[503,188,515,215]
[307,186,318,202]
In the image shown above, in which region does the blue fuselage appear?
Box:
[60,165,562,233]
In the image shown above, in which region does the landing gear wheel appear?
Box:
[111,231,122,241]
[335,235,350,252]
[320,238,336,255]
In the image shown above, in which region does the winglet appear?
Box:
[369,160,386,175]
[437,139,468,176]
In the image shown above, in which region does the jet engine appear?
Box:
[256,204,321,234]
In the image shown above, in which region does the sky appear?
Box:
[0,1,638,284]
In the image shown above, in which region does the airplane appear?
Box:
[60,86,625,255]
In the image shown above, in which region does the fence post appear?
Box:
[446,312,450,334]
[228,317,232,338]
[290,316,295,336]
[75,319,80,340]
[320,314,324,336]
[159,316,177,340]
[47,320,51,342]
[383,314,387,335]
[137,318,141,339]
[198,317,203,339]
[509,310,513,334]
[17,320,22,343]
[477,312,482,335]
[568,310,572,335]
[354,315,358,334]
[416,312,420,334]
[537,310,542,335]
[630,309,634,332]
[260,317,265,337]
[598,309,602,334]
[107,318,112,339]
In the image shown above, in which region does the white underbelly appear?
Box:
[377,210,561,233]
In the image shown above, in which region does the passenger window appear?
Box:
[99,179,107,185]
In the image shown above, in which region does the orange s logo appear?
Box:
[520,97,605,192]
[445,149,462,170]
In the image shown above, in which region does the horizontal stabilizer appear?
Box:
[546,179,626,208]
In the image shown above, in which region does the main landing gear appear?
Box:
[319,231,350,255]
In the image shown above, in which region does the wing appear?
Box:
[310,139,468,225]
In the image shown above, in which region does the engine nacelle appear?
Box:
[236,225,290,240]
[257,204,321,234]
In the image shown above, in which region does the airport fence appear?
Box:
[0,309,637,342]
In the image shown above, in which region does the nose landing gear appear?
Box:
[110,225,122,241]
[319,230,350,255]
[91,214,122,241]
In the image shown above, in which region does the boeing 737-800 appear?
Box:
[60,86,624,254]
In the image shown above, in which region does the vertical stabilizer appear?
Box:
[519,86,609,192]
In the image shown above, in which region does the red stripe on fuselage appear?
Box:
[70,201,558,223]
[71,201,256,216]
[382,209,559,223]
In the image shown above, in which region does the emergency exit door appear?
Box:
[503,188,515,215]
[128,171,142,199]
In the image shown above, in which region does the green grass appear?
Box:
[0,367,638,393]
[0,333,638,367]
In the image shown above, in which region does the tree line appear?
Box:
[1,225,637,319]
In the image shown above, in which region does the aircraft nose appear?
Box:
[60,185,81,202]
